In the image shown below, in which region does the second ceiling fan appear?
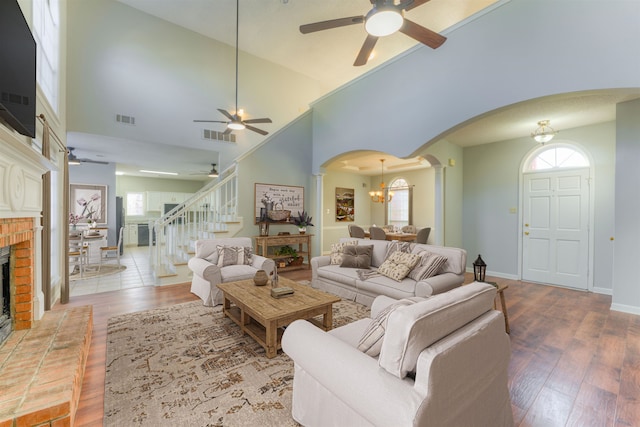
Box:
[194,0,272,136]
[300,0,447,67]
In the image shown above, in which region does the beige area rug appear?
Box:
[104,298,370,426]
[70,264,126,281]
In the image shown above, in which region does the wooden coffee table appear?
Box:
[217,276,341,358]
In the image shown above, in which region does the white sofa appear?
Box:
[188,237,275,306]
[282,281,514,427]
[312,237,466,307]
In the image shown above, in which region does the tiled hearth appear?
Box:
[0,219,93,425]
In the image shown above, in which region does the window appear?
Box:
[387,178,412,227]
[32,0,60,112]
[527,145,589,171]
[126,192,145,216]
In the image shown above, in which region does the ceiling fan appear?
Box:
[299,0,447,66]
[194,0,272,136]
[67,147,108,165]
[189,163,220,178]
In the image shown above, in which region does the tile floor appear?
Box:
[70,245,182,297]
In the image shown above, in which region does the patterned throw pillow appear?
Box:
[358,297,423,357]
[377,251,421,281]
[340,245,373,269]
[215,245,252,267]
[383,241,414,261]
[330,240,359,265]
[408,251,448,281]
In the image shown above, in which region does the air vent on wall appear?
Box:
[116,114,136,125]
[203,129,236,143]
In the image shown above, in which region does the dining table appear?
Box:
[363,231,417,242]
[69,231,107,265]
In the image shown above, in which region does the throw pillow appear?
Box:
[358,297,423,357]
[340,245,373,269]
[377,251,421,282]
[383,241,414,262]
[216,245,252,267]
[330,240,359,265]
[408,251,448,281]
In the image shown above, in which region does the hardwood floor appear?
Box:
[53,272,640,426]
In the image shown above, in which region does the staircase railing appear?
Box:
[149,164,239,277]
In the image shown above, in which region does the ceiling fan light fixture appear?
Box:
[227,120,245,130]
[365,7,403,37]
[67,148,81,165]
[208,163,219,178]
[531,120,558,144]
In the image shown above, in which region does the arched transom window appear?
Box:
[526,145,589,172]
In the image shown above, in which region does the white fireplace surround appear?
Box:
[0,121,52,321]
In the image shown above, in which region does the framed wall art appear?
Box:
[335,187,354,222]
[70,183,107,224]
[255,183,304,224]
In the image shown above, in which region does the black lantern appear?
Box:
[473,254,486,282]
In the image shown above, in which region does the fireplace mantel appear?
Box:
[1,122,55,323]
[0,124,52,218]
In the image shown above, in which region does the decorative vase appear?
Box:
[253,269,269,286]
[72,224,77,230]
[298,227,307,234]
[259,222,269,236]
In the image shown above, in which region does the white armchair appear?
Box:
[282,282,513,427]
[188,237,275,306]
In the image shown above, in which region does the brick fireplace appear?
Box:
[0,124,93,426]
[0,217,36,340]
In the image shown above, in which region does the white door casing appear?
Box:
[522,168,590,289]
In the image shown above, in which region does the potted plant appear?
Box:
[292,210,314,234]
[274,245,302,266]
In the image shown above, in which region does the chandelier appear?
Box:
[369,159,394,203]
[531,120,558,144]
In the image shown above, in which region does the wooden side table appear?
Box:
[487,282,510,334]
[254,234,312,272]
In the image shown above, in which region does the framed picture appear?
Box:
[336,187,354,222]
[70,183,107,224]
[255,183,304,224]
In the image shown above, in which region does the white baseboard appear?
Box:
[464,268,518,281]
[591,286,612,296]
[610,302,640,315]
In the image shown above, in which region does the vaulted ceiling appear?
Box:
[68,0,638,179]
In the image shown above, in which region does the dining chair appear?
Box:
[402,225,417,234]
[69,235,87,277]
[98,227,124,272]
[348,224,366,238]
[369,226,387,240]
[416,227,431,244]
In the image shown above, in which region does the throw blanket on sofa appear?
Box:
[357,269,381,281]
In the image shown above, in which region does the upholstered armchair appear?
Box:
[188,237,275,306]
[282,282,513,427]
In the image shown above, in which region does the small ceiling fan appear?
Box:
[299,0,447,66]
[194,0,272,136]
[67,147,108,165]
[190,163,220,178]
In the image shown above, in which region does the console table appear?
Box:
[254,234,313,272]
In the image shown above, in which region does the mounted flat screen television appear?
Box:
[0,0,37,138]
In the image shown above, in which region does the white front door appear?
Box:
[522,169,589,289]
